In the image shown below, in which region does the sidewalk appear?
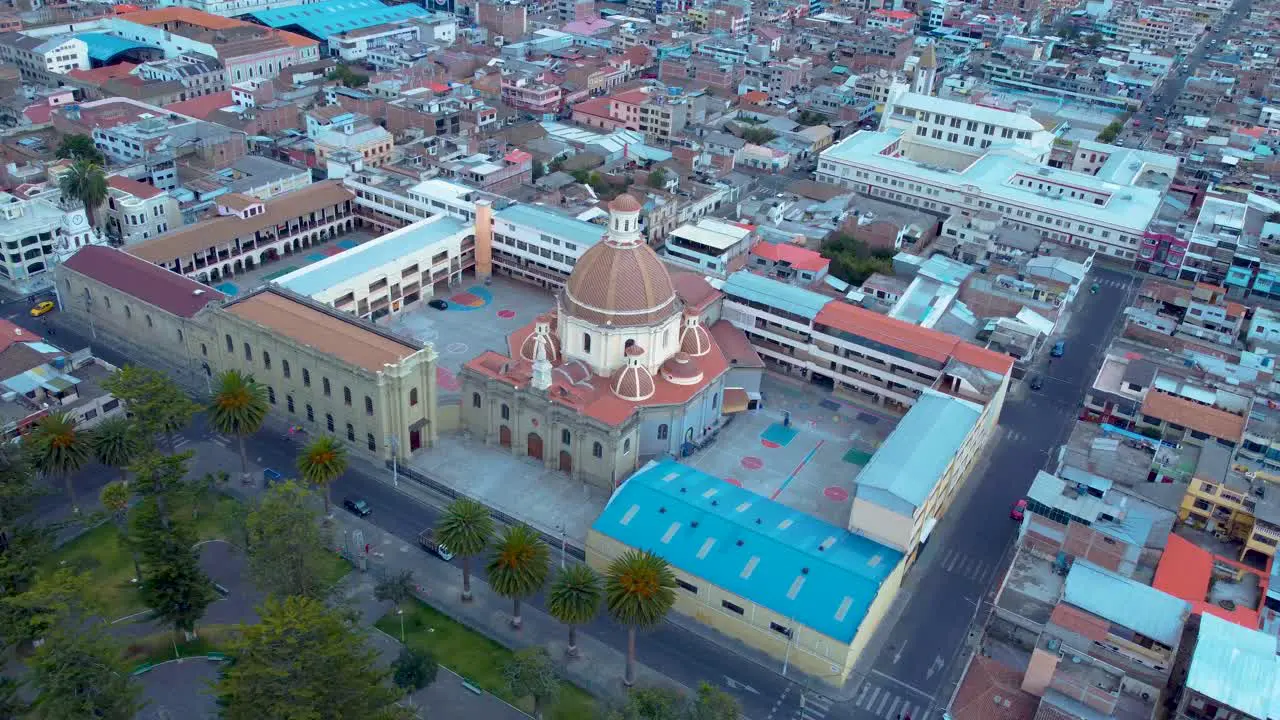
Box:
[330,509,690,708]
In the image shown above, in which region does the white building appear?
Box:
[0,34,89,79]
[104,175,182,247]
[661,217,753,277]
[817,88,1179,262]
[158,0,304,17]
[330,23,421,63]
[0,185,100,294]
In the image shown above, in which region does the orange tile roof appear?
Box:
[750,241,829,272]
[814,301,1014,376]
[740,90,768,104]
[1049,603,1109,642]
[120,6,245,29]
[1139,390,1246,442]
[949,656,1038,720]
[163,90,233,121]
[1153,533,1265,629]
[108,174,163,200]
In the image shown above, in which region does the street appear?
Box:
[12,268,1138,720]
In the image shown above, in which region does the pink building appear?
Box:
[501,75,562,114]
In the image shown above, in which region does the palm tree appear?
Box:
[100,481,142,581]
[27,412,92,513]
[605,550,676,686]
[57,159,108,229]
[547,564,602,658]
[90,416,142,485]
[486,525,549,629]
[296,435,346,516]
[435,498,493,602]
[208,370,268,484]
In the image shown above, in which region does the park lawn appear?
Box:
[377,600,598,720]
[122,624,239,667]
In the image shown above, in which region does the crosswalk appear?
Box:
[1003,428,1029,444]
[1093,278,1128,290]
[842,679,930,720]
[937,547,1000,585]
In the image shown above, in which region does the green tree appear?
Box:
[100,481,143,582]
[503,647,561,720]
[57,159,108,229]
[532,160,546,181]
[547,563,602,657]
[132,499,216,637]
[127,450,194,530]
[27,411,92,513]
[796,110,828,126]
[435,497,493,602]
[1096,120,1124,143]
[688,682,741,720]
[392,646,438,703]
[0,676,26,718]
[487,524,550,629]
[215,596,410,720]
[0,447,49,596]
[375,569,416,608]
[327,64,369,88]
[820,232,895,286]
[647,168,668,188]
[209,370,269,483]
[0,568,99,649]
[55,133,105,165]
[740,126,777,145]
[296,435,346,516]
[246,480,333,601]
[102,365,200,452]
[91,416,143,485]
[605,550,676,686]
[27,625,142,720]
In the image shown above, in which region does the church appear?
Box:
[458,194,762,489]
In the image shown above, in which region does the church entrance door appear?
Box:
[559,450,572,474]
[499,425,512,447]
[528,432,543,461]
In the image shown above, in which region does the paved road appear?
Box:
[14,270,1139,720]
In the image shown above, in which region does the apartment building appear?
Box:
[314,121,395,169]
[660,218,753,277]
[127,181,356,284]
[330,22,420,63]
[0,33,87,83]
[0,336,124,442]
[104,175,182,247]
[437,149,532,194]
[134,53,227,101]
[500,75,562,115]
[0,185,99,295]
[1177,441,1280,567]
[274,215,474,321]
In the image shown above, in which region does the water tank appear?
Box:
[53,356,65,369]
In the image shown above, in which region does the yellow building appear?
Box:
[586,460,905,686]
[1177,443,1280,565]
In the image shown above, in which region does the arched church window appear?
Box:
[658,424,668,440]
[583,333,592,353]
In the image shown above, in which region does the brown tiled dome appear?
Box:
[563,236,679,328]
[611,345,656,401]
[660,352,703,386]
[609,193,643,213]
[679,312,712,357]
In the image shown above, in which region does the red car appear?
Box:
[1010,499,1028,521]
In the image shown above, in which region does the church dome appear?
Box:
[562,194,678,328]
[611,344,656,401]
[660,352,703,386]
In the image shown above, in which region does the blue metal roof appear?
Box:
[1187,614,1280,718]
[722,270,832,320]
[77,33,157,63]
[245,0,429,39]
[591,460,902,643]
[855,390,982,512]
[1063,560,1190,647]
[276,216,467,297]
[494,204,606,249]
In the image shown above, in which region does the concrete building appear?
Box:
[1175,613,1280,720]
[330,22,421,63]
[104,175,182,247]
[0,33,88,83]
[660,217,753,277]
[587,459,904,686]
[314,121,395,169]
[500,75,563,115]
[134,53,226,101]
[210,287,438,460]
[0,184,99,295]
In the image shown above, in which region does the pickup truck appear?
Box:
[417,529,455,561]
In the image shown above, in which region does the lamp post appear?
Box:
[397,607,405,642]
[387,435,399,488]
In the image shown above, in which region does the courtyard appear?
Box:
[205,230,380,298]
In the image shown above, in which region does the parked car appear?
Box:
[29,300,54,317]
[417,528,455,561]
[427,299,449,310]
[1051,341,1066,357]
[1010,499,1028,521]
[1030,375,1044,391]
[343,497,371,517]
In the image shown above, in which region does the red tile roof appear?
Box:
[814,302,1014,376]
[1153,533,1265,629]
[1048,603,1109,642]
[1140,390,1246,442]
[163,91,234,121]
[0,318,33,354]
[67,62,138,83]
[108,174,163,200]
[949,656,1038,720]
[62,246,225,318]
[750,241,829,272]
[740,90,768,104]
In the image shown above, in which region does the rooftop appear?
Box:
[855,389,982,513]
[1185,613,1280,718]
[1062,560,1190,647]
[276,215,468,297]
[61,246,225,318]
[1139,388,1247,442]
[494,204,606,249]
[1153,533,1266,629]
[76,32,157,64]
[591,459,903,643]
[245,0,430,40]
[720,270,832,320]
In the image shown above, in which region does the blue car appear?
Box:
[1051,341,1066,358]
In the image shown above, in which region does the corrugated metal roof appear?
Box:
[1062,560,1190,647]
[494,204,606,250]
[77,33,157,63]
[722,270,831,320]
[855,389,982,511]
[245,0,428,39]
[1186,614,1280,718]
[591,460,902,643]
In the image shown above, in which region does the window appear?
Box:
[145,314,153,328]
[472,393,482,408]
[302,369,311,387]
[267,387,276,404]
[721,600,744,615]
[262,351,271,370]
[306,404,314,422]
[124,306,132,319]
[712,394,718,410]
[623,438,631,455]
[323,378,330,396]
[501,404,510,421]
[347,423,355,441]
[769,622,792,638]
[201,343,208,357]
[583,333,592,353]
[225,334,233,352]
[593,442,603,458]
[326,413,334,431]
[561,429,571,445]
[365,396,374,416]
[676,579,698,594]
[287,395,295,413]
[658,424,668,440]
[283,360,291,378]
[344,387,352,406]
[367,434,376,451]
[243,342,252,361]
[410,388,419,406]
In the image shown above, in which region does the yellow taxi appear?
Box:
[29,300,55,317]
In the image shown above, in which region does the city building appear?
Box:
[314,120,395,169]
[501,75,563,115]
[0,33,88,84]
[1175,613,1280,720]
[0,184,99,295]
[103,175,182,247]
[660,218,754,277]
[134,53,226,101]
